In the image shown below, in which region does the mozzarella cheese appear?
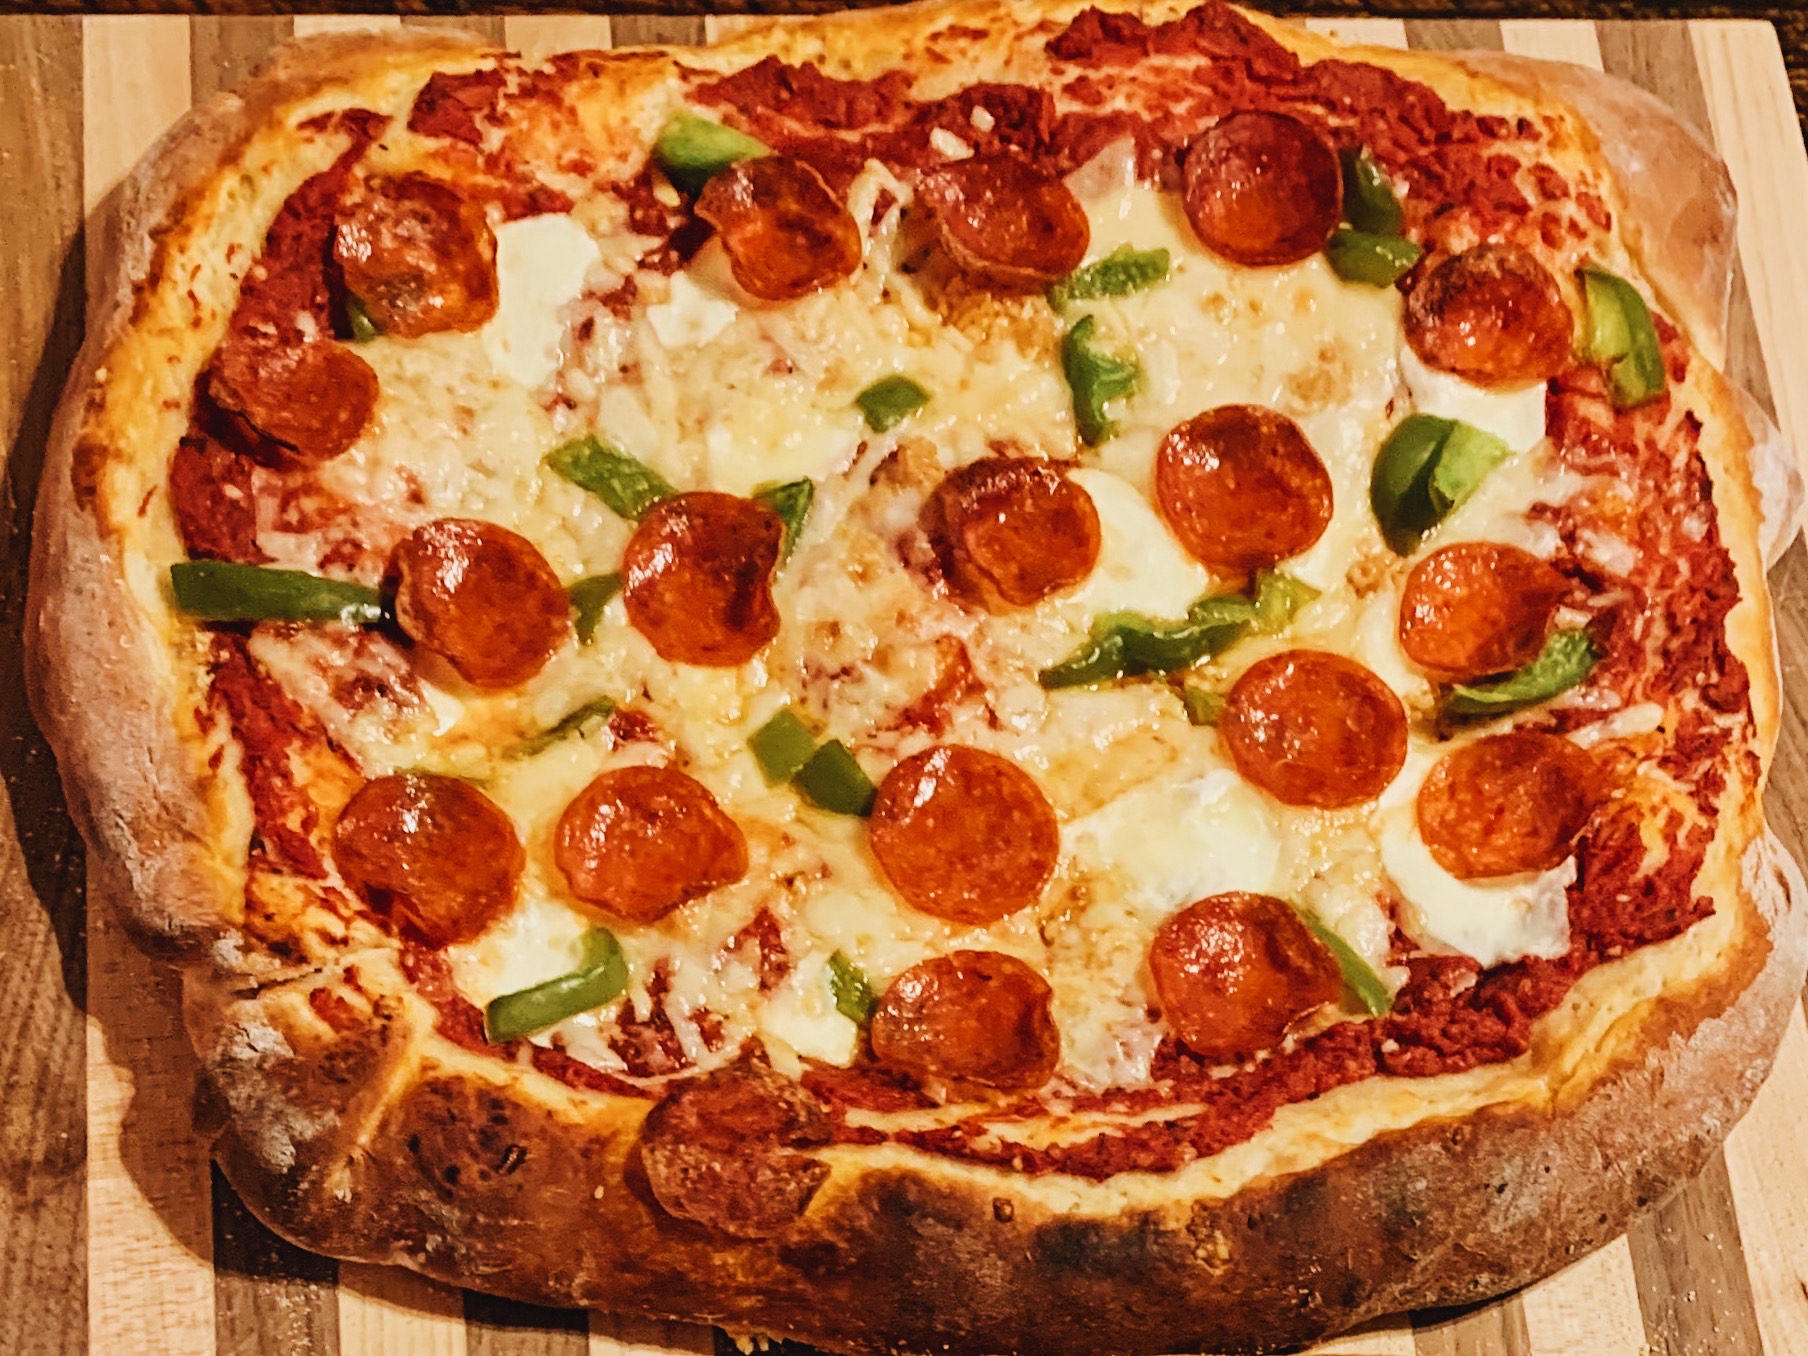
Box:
[482,214,601,389]
[1062,467,1214,622]
[1400,343,1547,454]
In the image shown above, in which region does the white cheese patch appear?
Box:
[1400,344,1547,455]
[759,953,861,1069]
[482,214,601,389]
[644,270,739,349]
[1063,466,1214,622]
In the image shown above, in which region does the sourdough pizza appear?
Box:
[27,3,1807,1352]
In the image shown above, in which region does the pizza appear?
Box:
[26,2,1807,1352]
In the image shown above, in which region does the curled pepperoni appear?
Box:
[1221,650,1407,808]
[622,492,782,667]
[554,765,748,923]
[1149,893,1342,1061]
[334,174,499,337]
[639,1059,830,1238]
[1417,731,1603,880]
[206,335,377,465]
[915,154,1090,293]
[391,518,570,689]
[1155,405,1334,573]
[1399,542,1571,680]
[920,455,1101,611]
[1181,111,1342,268]
[1404,243,1574,387]
[694,156,862,302]
[333,773,522,947]
[870,951,1060,1090]
[868,746,1059,924]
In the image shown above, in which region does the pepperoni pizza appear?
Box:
[27,3,1806,1352]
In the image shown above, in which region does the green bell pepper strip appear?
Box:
[1581,266,1666,409]
[1428,421,1512,515]
[1047,245,1171,310]
[546,435,677,520]
[1061,315,1141,446]
[1178,684,1225,727]
[1039,593,1259,689]
[568,572,622,645]
[1294,909,1393,1016]
[1445,628,1600,718]
[652,111,768,194]
[1252,570,1320,632]
[344,294,382,342]
[827,951,877,1024]
[169,560,385,625]
[794,740,878,817]
[855,375,929,432]
[1370,415,1512,555]
[483,929,630,1042]
[748,706,818,785]
[753,479,814,559]
[1325,228,1422,287]
[506,697,617,761]
[1340,146,1405,236]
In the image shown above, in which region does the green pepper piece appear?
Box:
[1295,909,1393,1016]
[568,572,622,645]
[1325,227,1422,288]
[749,706,818,785]
[1369,413,1454,555]
[484,929,629,1042]
[1252,571,1320,632]
[507,696,617,761]
[652,110,769,194]
[1178,684,1225,727]
[345,294,382,342]
[1037,625,1130,689]
[1341,146,1404,236]
[753,479,814,559]
[1047,245,1171,310]
[794,739,877,816]
[546,435,677,520]
[855,375,929,432]
[1061,315,1141,446]
[827,951,877,1024]
[1581,266,1666,409]
[1428,421,1512,514]
[1039,593,1258,689]
[1445,628,1600,718]
[169,560,385,625]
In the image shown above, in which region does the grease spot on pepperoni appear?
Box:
[1221,650,1407,808]
[1181,111,1342,267]
[206,335,377,465]
[915,153,1090,292]
[333,773,522,947]
[920,455,1101,611]
[334,174,499,337]
[868,745,1059,924]
[391,518,569,689]
[1398,542,1570,680]
[694,156,862,302]
[1154,405,1333,574]
[1148,892,1342,1061]
[554,765,748,923]
[639,1059,830,1238]
[622,492,783,667]
[870,950,1060,1090]
[1404,243,1573,387]
[1417,730,1602,879]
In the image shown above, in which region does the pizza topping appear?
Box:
[1369,413,1512,555]
[1325,228,1421,288]
[568,572,623,645]
[343,294,382,341]
[1047,244,1171,310]
[1404,243,1573,387]
[1445,629,1600,718]
[1580,264,1666,408]
[869,950,1060,1089]
[1155,405,1334,573]
[1147,892,1342,1060]
[1061,316,1142,446]
[554,764,749,922]
[752,478,814,557]
[1398,542,1570,679]
[1220,650,1407,808]
[169,560,384,625]
[868,746,1059,924]
[921,455,1102,611]
[333,174,499,338]
[638,1059,830,1238]
[855,374,930,432]
[334,772,523,946]
[826,951,877,1024]
[546,435,678,520]
[916,153,1090,292]
[505,696,617,761]
[1178,683,1225,726]
[1295,910,1394,1015]
[793,740,879,816]
[694,155,862,302]
[621,491,783,666]
[1181,111,1342,267]
[1416,730,1602,879]
[483,927,628,1041]
[653,110,769,194]
[206,334,378,465]
[749,707,818,784]
[1339,146,1404,236]
[391,518,570,689]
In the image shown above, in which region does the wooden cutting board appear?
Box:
[2,12,1806,1356]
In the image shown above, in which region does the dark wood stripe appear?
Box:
[212,1165,342,1356]
[464,1291,588,1356]
[190,17,293,104]
[1402,19,1506,53]
[403,14,507,45]
[611,15,710,48]
[1412,1300,1533,1356]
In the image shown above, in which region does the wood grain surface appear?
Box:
[0,12,1804,1356]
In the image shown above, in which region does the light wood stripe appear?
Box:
[189,17,293,104]
[403,15,507,47]
[589,1313,715,1356]
[503,18,614,60]
[1402,19,1505,54]
[1499,19,1605,68]
[1301,18,1408,49]
[465,1291,587,1355]
[339,1262,466,1356]
[291,16,403,38]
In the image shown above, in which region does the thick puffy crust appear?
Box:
[27,3,1800,1352]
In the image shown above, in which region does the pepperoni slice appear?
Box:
[1148,892,1342,1061]
[1398,542,1571,680]
[334,174,499,337]
[622,492,782,667]
[391,518,570,689]
[1417,731,1602,880]
[1155,405,1334,574]
[639,1059,831,1238]
[920,456,1101,611]
[554,765,748,923]
[1404,243,1574,387]
[694,156,862,303]
[1181,111,1342,268]
[1221,650,1407,808]
[915,154,1090,293]
[868,746,1060,925]
[334,773,523,947]
[869,951,1060,1090]
[206,334,377,464]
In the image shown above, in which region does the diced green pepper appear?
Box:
[749,706,818,785]
[1295,908,1393,1016]
[1581,265,1666,409]
[1047,245,1171,310]
[344,294,381,342]
[568,573,622,645]
[1325,227,1422,287]
[652,110,769,194]
[1445,628,1599,718]
[1178,684,1225,727]
[1370,415,1511,556]
[546,435,677,520]
[168,560,385,625]
[1061,315,1141,446]
[855,375,929,433]
[1428,421,1512,514]
[753,479,814,559]
[506,696,617,761]
[794,740,877,816]
[1341,146,1404,236]
[1252,571,1320,633]
[827,951,877,1024]
[484,929,628,1041]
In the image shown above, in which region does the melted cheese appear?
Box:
[1062,467,1213,622]
[1400,344,1547,454]
[482,214,601,389]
